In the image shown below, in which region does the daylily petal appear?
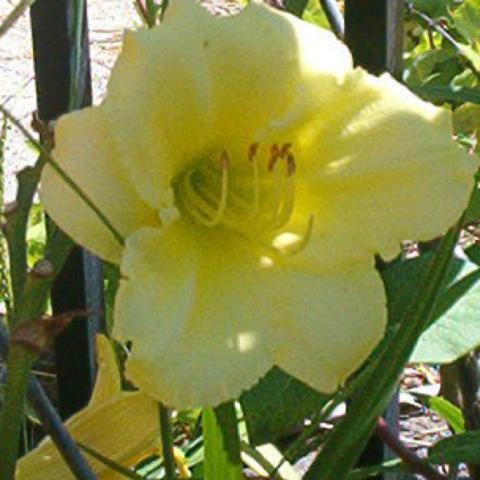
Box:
[103,0,352,209]
[16,336,159,480]
[114,221,281,408]
[40,107,160,264]
[274,261,386,392]
[282,70,477,266]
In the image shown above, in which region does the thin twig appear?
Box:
[159,404,177,480]
[0,323,96,480]
[319,0,344,39]
[375,417,448,480]
[0,0,35,39]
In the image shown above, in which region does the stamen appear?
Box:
[268,142,294,175]
[248,143,260,215]
[199,151,229,227]
[272,215,315,256]
[273,176,295,229]
[286,153,296,177]
[178,151,230,227]
[268,143,280,172]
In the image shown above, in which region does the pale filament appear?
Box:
[179,151,230,227]
[175,141,313,257]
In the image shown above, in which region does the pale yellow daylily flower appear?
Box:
[16,336,160,479]
[40,0,477,408]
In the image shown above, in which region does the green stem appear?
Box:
[0,229,73,480]
[69,0,85,111]
[0,346,36,480]
[159,403,177,480]
[304,219,463,480]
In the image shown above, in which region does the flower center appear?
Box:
[173,143,297,234]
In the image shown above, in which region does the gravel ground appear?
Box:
[0,0,139,202]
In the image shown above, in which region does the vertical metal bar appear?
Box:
[30,0,105,419]
[344,1,404,479]
[345,0,403,78]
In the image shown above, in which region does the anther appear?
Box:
[248,142,259,161]
[286,153,296,176]
[220,150,230,169]
[268,143,281,172]
[280,143,292,157]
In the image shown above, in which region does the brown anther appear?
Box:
[268,143,280,172]
[248,142,259,161]
[220,150,230,169]
[11,310,92,356]
[286,153,296,176]
[3,201,19,216]
[31,259,54,278]
[280,142,292,157]
[31,112,55,149]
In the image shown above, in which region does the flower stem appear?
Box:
[159,403,177,480]
[0,346,36,480]
[375,417,448,480]
[304,216,463,480]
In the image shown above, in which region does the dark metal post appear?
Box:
[30,0,105,419]
[345,0,403,79]
[345,1,404,479]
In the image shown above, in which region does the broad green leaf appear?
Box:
[241,442,300,480]
[410,85,480,104]
[453,102,480,134]
[411,0,453,18]
[240,367,328,445]
[429,430,480,464]
[302,0,329,29]
[404,49,459,86]
[203,402,242,480]
[411,262,480,363]
[428,396,465,433]
[452,0,480,45]
[346,459,409,480]
[382,254,480,363]
[284,0,308,17]
[466,244,480,265]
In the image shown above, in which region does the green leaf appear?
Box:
[452,0,480,45]
[283,0,308,17]
[410,85,480,104]
[203,402,243,480]
[465,182,480,224]
[429,430,480,464]
[302,0,329,28]
[410,0,453,18]
[404,49,460,87]
[240,367,329,445]
[466,244,480,265]
[428,396,465,434]
[411,262,480,363]
[453,102,480,134]
[346,459,406,480]
[381,253,480,364]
